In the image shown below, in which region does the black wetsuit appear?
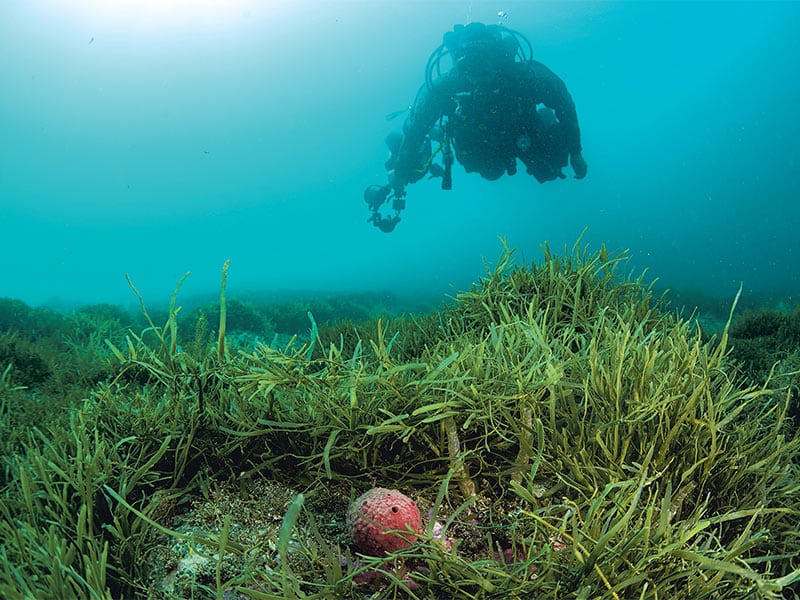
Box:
[391,60,583,185]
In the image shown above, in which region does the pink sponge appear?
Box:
[347,487,423,555]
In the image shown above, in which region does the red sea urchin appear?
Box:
[346,487,423,555]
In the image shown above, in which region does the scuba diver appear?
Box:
[365,22,588,232]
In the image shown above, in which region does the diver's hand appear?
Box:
[387,170,407,196]
[570,152,588,179]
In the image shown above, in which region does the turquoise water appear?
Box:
[1,1,798,309]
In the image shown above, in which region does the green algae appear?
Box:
[0,240,799,599]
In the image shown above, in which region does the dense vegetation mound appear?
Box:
[1,240,798,599]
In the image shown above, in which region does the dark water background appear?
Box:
[1,1,798,312]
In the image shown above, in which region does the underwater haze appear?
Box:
[1,0,799,311]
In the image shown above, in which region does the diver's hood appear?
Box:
[425,22,533,91]
[444,23,514,63]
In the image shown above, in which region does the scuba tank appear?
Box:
[442,144,453,190]
[441,122,454,190]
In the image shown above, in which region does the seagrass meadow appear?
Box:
[1,240,799,599]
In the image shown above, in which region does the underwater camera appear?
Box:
[364,184,390,212]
